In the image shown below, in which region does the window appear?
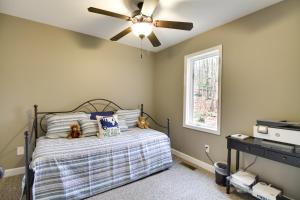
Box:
[183,45,222,135]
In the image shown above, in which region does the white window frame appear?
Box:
[183,45,222,135]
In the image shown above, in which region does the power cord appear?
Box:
[244,156,258,171]
[205,148,257,171]
[205,150,215,165]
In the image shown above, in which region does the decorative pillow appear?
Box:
[116,109,140,128]
[118,118,129,132]
[96,115,120,138]
[90,111,114,120]
[46,112,90,138]
[79,119,99,137]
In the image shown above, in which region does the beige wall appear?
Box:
[154,0,300,199]
[0,13,155,169]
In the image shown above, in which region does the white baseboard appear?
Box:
[171,148,215,174]
[3,167,25,177]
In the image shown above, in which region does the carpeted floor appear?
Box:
[0,158,254,200]
[87,158,254,200]
[0,174,22,200]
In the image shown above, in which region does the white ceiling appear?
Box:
[0,0,282,52]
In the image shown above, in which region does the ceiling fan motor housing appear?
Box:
[131,14,153,24]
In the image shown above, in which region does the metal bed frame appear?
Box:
[23,99,170,200]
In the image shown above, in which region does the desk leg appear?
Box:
[236,151,240,171]
[226,148,231,194]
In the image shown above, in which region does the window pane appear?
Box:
[192,55,219,130]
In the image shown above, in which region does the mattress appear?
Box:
[31,128,172,200]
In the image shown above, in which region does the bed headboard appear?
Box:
[36,99,124,134]
[29,98,169,142]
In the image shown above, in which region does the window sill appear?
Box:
[183,123,220,135]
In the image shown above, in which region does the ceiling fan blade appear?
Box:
[141,0,159,17]
[154,20,193,30]
[110,27,132,41]
[147,32,161,47]
[88,7,131,21]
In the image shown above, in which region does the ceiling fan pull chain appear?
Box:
[140,38,143,59]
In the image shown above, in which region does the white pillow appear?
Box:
[118,119,129,132]
[116,109,140,128]
[79,119,98,137]
[46,112,90,138]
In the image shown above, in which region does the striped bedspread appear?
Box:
[31,128,172,200]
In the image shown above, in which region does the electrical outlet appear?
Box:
[17,146,24,156]
[204,144,210,153]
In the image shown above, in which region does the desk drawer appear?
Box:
[250,146,265,157]
[230,140,250,153]
[265,150,300,168]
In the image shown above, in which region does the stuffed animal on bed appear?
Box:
[137,116,149,129]
[68,123,82,139]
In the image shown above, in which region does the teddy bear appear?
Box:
[137,116,149,129]
[68,123,82,139]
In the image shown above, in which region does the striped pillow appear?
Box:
[79,119,99,137]
[116,109,140,128]
[118,119,129,132]
[46,112,90,138]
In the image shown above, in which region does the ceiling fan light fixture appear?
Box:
[131,22,153,38]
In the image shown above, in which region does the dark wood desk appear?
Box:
[226,136,300,194]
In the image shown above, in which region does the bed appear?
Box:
[24,99,172,200]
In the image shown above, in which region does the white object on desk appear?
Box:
[230,134,249,140]
[254,126,300,146]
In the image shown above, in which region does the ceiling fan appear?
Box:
[88,0,193,47]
